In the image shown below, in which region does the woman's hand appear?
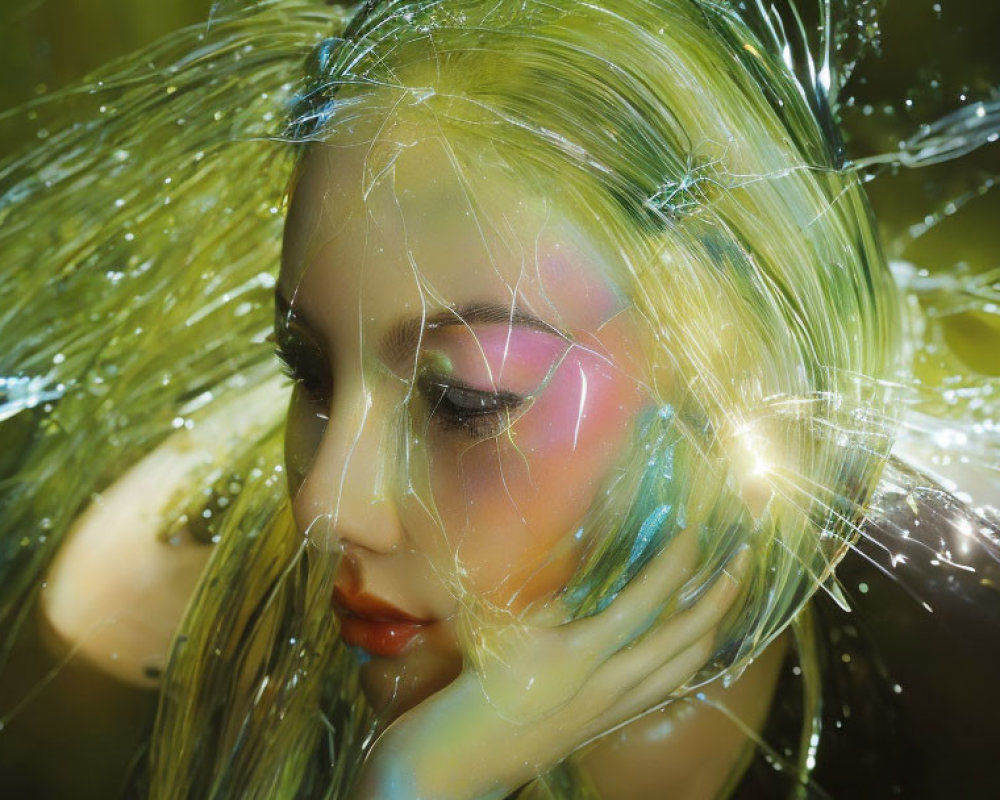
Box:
[351,530,747,800]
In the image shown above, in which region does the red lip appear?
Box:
[333,586,432,658]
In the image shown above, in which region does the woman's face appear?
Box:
[279,124,650,713]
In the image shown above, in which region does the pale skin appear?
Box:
[39,118,786,797]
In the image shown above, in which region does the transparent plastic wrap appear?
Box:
[0,0,998,798]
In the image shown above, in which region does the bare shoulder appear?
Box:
[39,428,215,688]
[39,378,285,687]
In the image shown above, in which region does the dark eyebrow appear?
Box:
[382,303,566,365]
[275,292,566,362]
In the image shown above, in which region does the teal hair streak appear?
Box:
[565,405,692,617]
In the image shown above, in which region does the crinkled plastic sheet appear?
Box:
[0,0,999,798]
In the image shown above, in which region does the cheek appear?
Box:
[429,345,645,608]
[284,386,328,494]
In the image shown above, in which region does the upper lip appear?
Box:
[333,585,433,624]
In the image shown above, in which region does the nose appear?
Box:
[291,381,404,553]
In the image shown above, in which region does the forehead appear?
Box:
[280,120,624,337]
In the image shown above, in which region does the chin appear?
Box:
[357,622,463,721]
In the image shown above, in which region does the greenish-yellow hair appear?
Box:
[0,2,365,796]
[288,0,900,683]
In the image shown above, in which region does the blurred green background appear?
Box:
[0,0,209,116]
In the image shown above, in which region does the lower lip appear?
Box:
[338,615,426,658]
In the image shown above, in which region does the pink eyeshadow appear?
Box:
[512,344,632,456]
[447,340,642,543]
[423,325,569,395]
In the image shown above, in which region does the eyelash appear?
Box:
[276,339,528,439]
[276,340,331,405]
[418,373,527,440]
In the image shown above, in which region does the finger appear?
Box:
[565,527,699,653]
[615,630,715,723]
[604,551,745,688]
[574,630,715,736]
[525,594,572,628]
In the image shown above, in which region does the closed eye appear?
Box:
[276,334,331,406]
[418,372,528,440]
[275,290,333,406]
